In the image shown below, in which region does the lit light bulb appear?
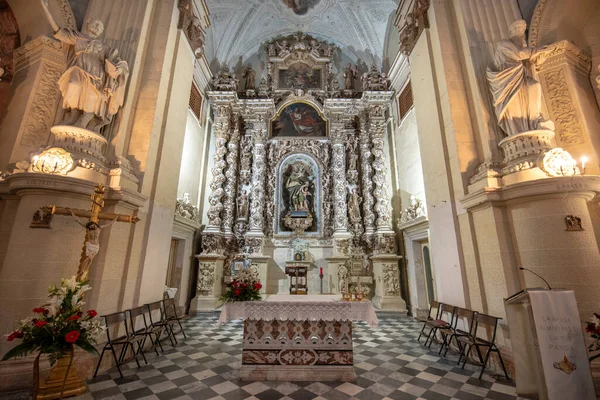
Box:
[580,155,588,170]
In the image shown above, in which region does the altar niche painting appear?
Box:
[278,155,320,234]
[272,102,326,138]
[282,0,320,15]
[278,63,322,90]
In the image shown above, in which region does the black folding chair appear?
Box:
[424,303,455,348]
[128,306,163,356]
[93,311,146,379]
[457,313,509,379]
[417,300,441,344]
[162,298,187,343]
[440,307,475,357]
[147,300,176,347]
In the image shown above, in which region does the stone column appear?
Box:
[222,110,240,237]
[330,119,351,238]
[247,115,268,242]
[359,116,376,237]
[204,105,231,237]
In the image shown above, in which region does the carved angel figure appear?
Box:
[486,19,554,136]
[276,40,290,58]
[309,39,321,58]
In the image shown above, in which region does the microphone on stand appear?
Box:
[519,267,552,290]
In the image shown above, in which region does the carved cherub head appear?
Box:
[87,19,104,38]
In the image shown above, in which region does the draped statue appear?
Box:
[285,163,313,213]
[41,0,129,133]
[486,19,554,137]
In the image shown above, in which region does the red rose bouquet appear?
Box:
[2,276,104,365]
[221,269,262,302]
[586,313,600,361]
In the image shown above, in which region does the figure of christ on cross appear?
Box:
[39,184,140,282]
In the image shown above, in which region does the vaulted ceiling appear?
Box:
[204,0,399,68]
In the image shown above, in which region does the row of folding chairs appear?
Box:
[417,300,509,380]
[93,298,187,379]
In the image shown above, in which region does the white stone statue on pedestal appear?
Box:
[41,0,129,133]
[486,19,554,136]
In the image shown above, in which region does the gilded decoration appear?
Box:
[565,215,583,232]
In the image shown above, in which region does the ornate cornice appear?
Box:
[14,36,64,71]
[538,40,591,75]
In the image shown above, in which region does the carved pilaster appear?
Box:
[222,111,240,236]
[205,105,231,233]
[368,105,394,234]
[359,116,376,238]
[330,120,350,238]
[247,116,268,238]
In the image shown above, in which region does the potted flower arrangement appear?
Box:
[2,277,104,398]
[221,269,262,302]
[586,313,600,362]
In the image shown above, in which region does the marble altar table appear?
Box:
[218,295,378,381]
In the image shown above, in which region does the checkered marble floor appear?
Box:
[77,313,525,400]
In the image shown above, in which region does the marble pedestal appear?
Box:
[190,254,225,312]
[371,254,407,311]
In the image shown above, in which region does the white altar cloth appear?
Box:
[218,294,378,327]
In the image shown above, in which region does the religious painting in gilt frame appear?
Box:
[281,0,320,15]
[272,102,326,138]
[278,63,322,90]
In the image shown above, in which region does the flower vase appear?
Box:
[34,348,87,400]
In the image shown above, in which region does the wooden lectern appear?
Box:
[504,289,595,400]
[285,265,307,295]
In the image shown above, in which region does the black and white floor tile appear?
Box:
[77,313,524,400]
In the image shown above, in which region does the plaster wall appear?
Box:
[137,31,196,305]
[409,29,467,308]
[177,111,207,205]
[393,109,426,207]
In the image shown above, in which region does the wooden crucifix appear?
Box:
[31,184,140,282]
